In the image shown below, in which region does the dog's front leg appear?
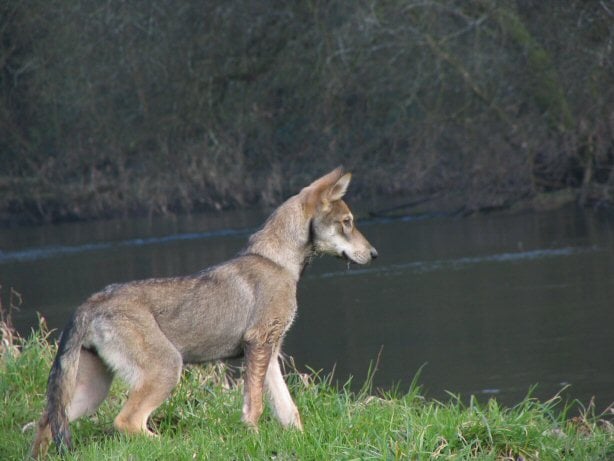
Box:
[265,352,303,431]
[242,342,273,430]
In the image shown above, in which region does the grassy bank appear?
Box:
[1,320,612,460]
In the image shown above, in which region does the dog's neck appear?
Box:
[245,195,313,281]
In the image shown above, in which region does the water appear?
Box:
[1,206,613,409]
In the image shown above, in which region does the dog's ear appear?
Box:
[303,167,351,213]
[328,172,351,201]
[306,167,345,192]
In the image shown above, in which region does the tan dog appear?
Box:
[31,167,377,457]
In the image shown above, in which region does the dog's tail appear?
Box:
[31,312,88,457]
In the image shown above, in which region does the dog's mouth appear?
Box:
[339,251,353,263]
[339,250,375,265]
[340,251,360,265]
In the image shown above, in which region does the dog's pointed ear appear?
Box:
[329,172,351,201]
[305,167,345,192]
[302,167,352,213]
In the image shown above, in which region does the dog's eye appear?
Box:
[342,218,352,227]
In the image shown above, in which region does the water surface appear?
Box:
[1,206,612,409]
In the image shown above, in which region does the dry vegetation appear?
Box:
[0,0,612,224]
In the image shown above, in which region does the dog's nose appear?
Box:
[370,248,378,259]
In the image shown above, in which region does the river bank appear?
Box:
[1,316,612,460]
[2,1,612,228]
[2,173,610,229]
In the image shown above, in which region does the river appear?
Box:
[1,205,612,410]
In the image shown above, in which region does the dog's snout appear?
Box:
[370,247,378,259]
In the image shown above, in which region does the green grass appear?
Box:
[1,323,612,460]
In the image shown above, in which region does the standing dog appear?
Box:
[31,167,377,456]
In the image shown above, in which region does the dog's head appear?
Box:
[302,168,378,264]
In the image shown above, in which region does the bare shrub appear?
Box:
[0,0,612,223]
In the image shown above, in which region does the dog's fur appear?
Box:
[31,168,377,457]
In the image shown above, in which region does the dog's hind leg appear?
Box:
[67,348,114,421]
[93,312,183,436]
[242,342,273,429]
[31,348,112,458]
[265,352,303,430]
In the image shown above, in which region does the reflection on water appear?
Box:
[1,206,613,409]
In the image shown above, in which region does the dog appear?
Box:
[31,167,377,457]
